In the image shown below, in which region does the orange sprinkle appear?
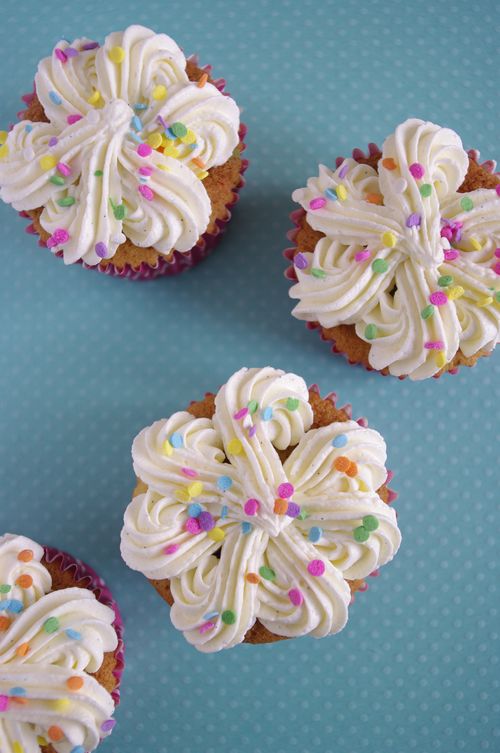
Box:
[11,697,28,705]
[381,158,397,170]
[197,72,209,88]
[16,574,33,589]
[366,193,383,205]
[0,616,11,631]
[16,642,30,657]
[66,676,84,692]
[274,499,288,515]
[346,461,358,478]
[48,726,64,742]
[191,157,205,169]
[18,550,33,562]
[245,573,260,584]
[333,456,351,473]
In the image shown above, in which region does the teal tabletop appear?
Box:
[0,1,499,752]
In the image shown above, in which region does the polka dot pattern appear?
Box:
[0,2,499,752]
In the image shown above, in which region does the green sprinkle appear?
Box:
[171,121,187,138]
[247,400,259,414]
[298,509,309,521]
[94,170,103,177]
[221,609,236,625]
[419,183,432,198]
[49,175,65,186]
[438,275,453,287]
[259,566,276,581]
[113,204,127,220]
[372,258,389,274]
[57,196,76,207]
[353,526,369,543]
[0,584,11,594]
[460,196,474,212]
[311,267,326,279]
[495,291,500,303]
[364,324,378,340]
[286,397,299,411]
[43,616,60,634]
[362,515,379,532]
[421,304,435,320]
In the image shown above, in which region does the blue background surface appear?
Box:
[1,1,499,751]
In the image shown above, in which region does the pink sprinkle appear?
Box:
[429,291,448,306]
[46,236,57,248]
[369,568,380,577]
[199,620,216,634]
[233,407,249,421]
[139,166,154,176]
[248,425,257,438]
[181,467,198,478]
[424,340,445,350]
[185,517,201,535]
[354,250,371,262]
[55,48,67,63]
[496,185,500,197]
[288,588,304,606]
[51,228,70,245]
[57,162,71,177]
[164,544,179,555]
[444,249,459,261]
[137,143,152,158]
[495,248,500,258]
[307,559,325,577]
[493,261,500,276]
[138,184,154,201]
[440,226,453,240]
[309,197,327,210]
[0,695,8,712]
[358,582,369,592]
[277,482,294,500]
[67,114,83,125]
[409,162,424,179]
[244,498,260,516]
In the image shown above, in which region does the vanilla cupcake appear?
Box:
[121,366,401,652]
[286,118,500,379]
[0,25,247,279]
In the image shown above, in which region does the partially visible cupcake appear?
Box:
[286,118,500,379]
[121,366,401,653]
[0,25,247,279]
[0,533,123,753]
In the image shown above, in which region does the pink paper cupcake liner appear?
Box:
[284,145,499,379]
[43,545,124,707]
[17,55,248,280]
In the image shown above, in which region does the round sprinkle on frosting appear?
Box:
[244,498,260,516]
[332,434,348,448]
[372,258,389,274]
[221,609,236,625]
[429,291,448,306]
[43,617,60,634]
[259,566,276,581]
[307,559,325,577]
[409,162,424,179]
[460,196,474,211]
[308,526,323,543]
[288,588,304,606]
[309,197,326,210]
[108,46,125,63]
[364,324,378,340]
[277,482,294,500]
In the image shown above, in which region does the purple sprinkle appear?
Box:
[101,719,116,733]
[95,242,108,258]
[157,115,168,129]
[248,425,257,438]
[54,49,67,63]
[294,252,308,270]
[81,42,100,51]
[406,212,421,228]
[338,162,349,179]
[198,511,215,531]
[48,136,58,147]
[65,47,79,58]
[287,502,301,518]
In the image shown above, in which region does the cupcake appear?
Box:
[286,118,500,379]
[121,366,401,652]
[0,533,123,753]
[0,25,246,279]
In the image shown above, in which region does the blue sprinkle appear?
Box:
[188,143,198,151]
[0,599,11,611]
[170,433,183,449]
[217,476,232,492]
[203,611,219,620]
[220,505,228,519]
[9,687,26,697]
[65,628,82,640]
[49,90,63,105]
[325,188,338,201]
[308,526,323,543]
[71,747,86,753]
[25,124,33,133]
[134,103,148,111]
[241,522,252,535]
[165,128,176,140]
[261,407,273,421]
[332,434,348,448]
[131,115,143,132]
[139,177,149,183]
[188,503,202,518]
[128,131,142,144]
[7,600,23,614]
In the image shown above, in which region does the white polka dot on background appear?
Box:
[0,1,499,752]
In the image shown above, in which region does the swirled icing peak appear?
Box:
[0,533,118,753]
[291,118,500,380]
[121,367,401,652]
[0,25,240,265]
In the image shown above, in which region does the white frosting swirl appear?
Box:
[0,534,118,752]
[121,367,401,652]
[291,118,500,379]
[0,25,240,265]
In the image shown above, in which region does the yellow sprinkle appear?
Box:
[198,170,209,180]
[477,296,493,307]
[469,237,482,251]
[152,84,167,100]
[435,351,447,369]
[108,46,125,64]
[0,130,8,145]
[0,143,9,160]
[147,132,163,149]
[180,129,197,145]
[358,480,368,492]
[447,285,464,301]
[163,144,180,159]
[87,89,101,105]
[36,738,47,747]
[381,231,397,248]
[13,742,23,753]
[162,440,173,456]
[227,438,243,455]
[208,527,225,542]
[188,481,203,498]
[157,163,170,171]
[336,184,347,201]
[39,154,56,171]
[51,698,70,712]
[175,488,190,503]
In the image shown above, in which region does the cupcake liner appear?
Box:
[43,545,124,706]
[284,145,499,379]
[16,55,248,280]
